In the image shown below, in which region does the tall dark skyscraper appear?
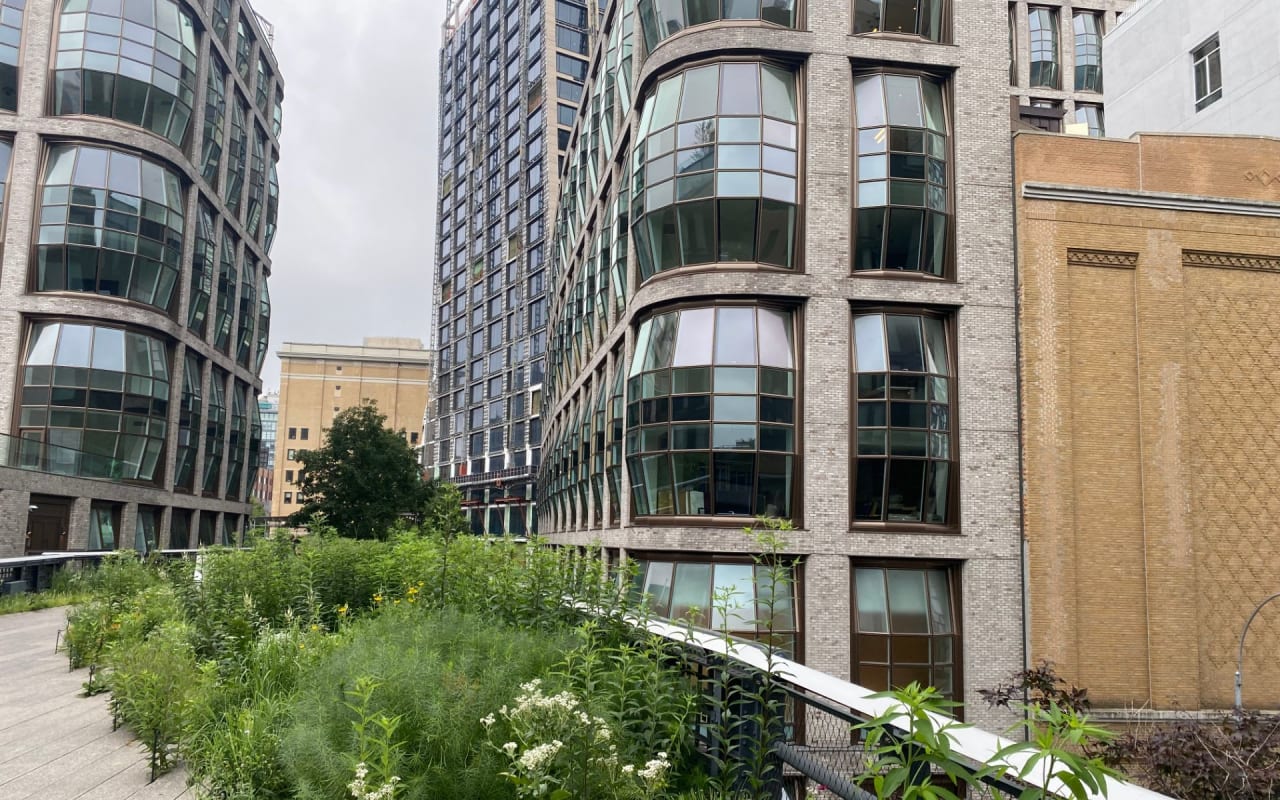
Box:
[428,0,593,535]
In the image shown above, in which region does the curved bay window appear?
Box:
[637,0,796,52]
[174,352,201,491]
[633,61,799,279]
[0,0,25,112]
[1028,7,1060,89]
[224,385,246,499]
[202,368,226,496]
[628,305,797,520]
[188,200,215,334]
[1072,12,1102,93]
[851,312,952,525]
[36,144,185,312]
[607,354,625,524]
[53,0,198,147]
[632,557,799,655]
[18,321,170,482]
[853,0,944,41]
[853,73,948,276]
[853,564,958,699]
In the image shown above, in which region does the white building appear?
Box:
[1104,0,1280,138]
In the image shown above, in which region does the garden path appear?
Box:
[0,607,190,799]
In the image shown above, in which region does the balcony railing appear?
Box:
[0,432,131,483]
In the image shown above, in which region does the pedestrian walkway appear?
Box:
[0,607,189,799]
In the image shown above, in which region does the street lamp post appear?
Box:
[1235,591,1280,712]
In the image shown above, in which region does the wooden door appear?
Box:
[26,504,69,553]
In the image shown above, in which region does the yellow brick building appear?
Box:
[1015,131,1280,713]
[273,338,432,517]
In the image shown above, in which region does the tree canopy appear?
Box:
[288,402,439,539]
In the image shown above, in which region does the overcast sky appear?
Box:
[249,0,446,389]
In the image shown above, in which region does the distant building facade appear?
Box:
[0,0,283,556]
[427,0,591,536]
[1104,0,1280,139]
[1016,131,1280,712]
[273,339,432,517]
[1008,0,1132,136]
[252,391,277,514]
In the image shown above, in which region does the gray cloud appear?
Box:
[248,0,445,388]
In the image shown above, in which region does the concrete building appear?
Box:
[1104,0,1279,139]
[427,0,593,536]
[1008,0,1132,136]
[1016,130,1280,713]
[273,339,431,516]
[538,0,1025,728]
[252,390,277,514]
[0,0,282,556]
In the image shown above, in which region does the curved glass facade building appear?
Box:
[539,0,1024,729]
[0,0,281,555]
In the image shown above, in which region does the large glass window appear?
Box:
[853,565,958,699]
[852,74,948,276]
[1192,34,1221,111]
[188,199,215,334]
[18,322,170,482]
[627,305,796,519]
[236,253,257,367]
[234,17,252,81]
[36,144,185,313]
[256,273,271,372]
[265,161,279,252]
[225,384,246,498]
[202,368,226,495]
[1028,7,1059,89]
[637,0,796,51]
[633,62,799,279]
[201,58,226,186]
[210,0,231,44]
[245,126,266,238]
[853,0,943,41]
[225,97,247,215]
[851,312,953,525]
[213,227,237,352]
[632,558,799,654]
[1071,104,1103,138]
[88,503,118,549]
[0,0,25,111]
[53,0,198,146]
[1072,12,1102,93]
[174,352,201,491]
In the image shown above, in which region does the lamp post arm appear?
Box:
[1235,591,1280,712]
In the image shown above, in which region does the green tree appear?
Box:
[288,402,423,539]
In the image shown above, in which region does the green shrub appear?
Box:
[283,605,576,800]
[105,619,198,775]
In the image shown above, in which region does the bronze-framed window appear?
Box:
[627,303,798,521]
[850,310,954,526]
[632,60,800,279]
[52,0,199,147]
[35,143,185,314]
[852,562,960,700]
[1072,12,1102,94]
[852,72,949,277]
[853,0,945,42]
[202,367,227,496]
[636,0,798,53]
[0,0,25,112]
[174,351,202,492]
[18,320,171,483]
[1028,7,1060,89]
[631,554,801,657]
[607,349,625,525]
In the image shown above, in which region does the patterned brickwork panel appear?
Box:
[1188,270,1280,707]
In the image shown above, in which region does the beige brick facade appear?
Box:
[273,339,432,516]
[1016,131,1280,711]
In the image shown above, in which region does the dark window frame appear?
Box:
[851,560,963,706]
[849,306,958,533]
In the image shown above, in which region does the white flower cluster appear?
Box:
[637,752,670,782]
[348,762,401,800]
[516,739,563,771]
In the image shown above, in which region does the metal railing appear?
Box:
[0,550,201,594]
[628,614,1173,800]
[0,432,131,482]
